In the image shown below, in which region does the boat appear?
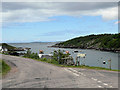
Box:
[73,50,79,53]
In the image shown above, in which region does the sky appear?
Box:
[1,2,119,43]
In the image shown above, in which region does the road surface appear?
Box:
[1,54,119,88]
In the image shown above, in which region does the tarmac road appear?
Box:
[1,54,119,88]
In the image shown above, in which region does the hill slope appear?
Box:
[0,43,24,51]
[52,34,120,52]
[0,43,16,50]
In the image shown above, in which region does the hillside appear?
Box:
[0,43,24,51]
[0,43,16,50]
[52,33,120,52]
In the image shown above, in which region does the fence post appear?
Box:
[108,59,111,70]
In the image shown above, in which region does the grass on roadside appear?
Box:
[0,59,11,76]
[61,65,120,71]
[31,58,119,72]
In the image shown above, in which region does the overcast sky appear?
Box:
[1,2,119,43]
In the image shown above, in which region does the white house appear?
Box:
[0,46,2,52]
[0,46,8,52]
[38,54,53,59]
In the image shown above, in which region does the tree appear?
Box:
[52,50,71,64]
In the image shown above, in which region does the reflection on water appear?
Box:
[9,42,118,70]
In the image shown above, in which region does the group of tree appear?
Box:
[54,33,120,52]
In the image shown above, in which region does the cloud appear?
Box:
[2,2,118,23]
[82,7,118,20]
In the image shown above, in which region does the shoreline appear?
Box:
[50,46,120,53]
[1,54,119,72]
[28,57,120,72]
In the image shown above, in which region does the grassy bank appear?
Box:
[2,52,119,72]
[62,65,119,71]
[29,58,119,72]
[0,59,11,76]
[22,49,119,72]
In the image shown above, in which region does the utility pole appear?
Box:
[78,56,80,66]
[108,59,111,70]
[76,56,80,66]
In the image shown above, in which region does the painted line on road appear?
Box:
[68,68,87,77]
[6,80,12,82]
[98,85,102,88]
[97,81,102,83]
[91,77,111,88]
[103,83,108,86]
[109,86,113,88]
[91,77,97,81]
[94,79,97,81]
[64,68,72,72]
[73,73,79,76]
[68,68,79,73]
[64,68,79,76]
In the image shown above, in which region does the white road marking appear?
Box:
[73,73,79,76]
[64,68,79,76]
[64,68,72,73]
[68,68,85,76]
[93,79,97,81]
[68,68,88,77]
[79,72,82,74]
[98,85,102,88]
[67,69,111,88]
[110,86,113,88]
[6,80,12,82]
[91,77,109,87]
[103,83,108,86]
[68,68,78,73]
[65,68,111,89]
[91,77,97,81]
[97,81,102,83]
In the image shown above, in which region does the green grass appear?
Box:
[28,58,119,72]
[61,65,120,71]
[2,52,119,72]
[0,59,11,76]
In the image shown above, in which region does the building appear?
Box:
[0,46,2,50]
[0,46,8,52]
[0,46,2,52]
[38,54,53,59]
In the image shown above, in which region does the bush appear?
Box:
[52,49,71,64]
[40,58,59,65]
[0,60,11,75]
[24,50,39,59]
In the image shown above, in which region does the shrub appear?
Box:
[24,50,39,59]
[52,49,71,64]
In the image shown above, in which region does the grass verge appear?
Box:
[0,59,11,76]
[27,58,119,72]
[2,53,119,72]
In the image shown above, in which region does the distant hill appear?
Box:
[52,33,120,52]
